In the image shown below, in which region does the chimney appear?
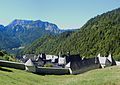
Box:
[67,51,70,56]
[59,52,61,57]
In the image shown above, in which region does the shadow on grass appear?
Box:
[0,67,13,72]
[33,72,70,76]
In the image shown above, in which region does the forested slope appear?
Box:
[23,8,120,60]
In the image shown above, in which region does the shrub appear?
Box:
[44,63,53,67]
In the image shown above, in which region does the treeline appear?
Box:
[0,50,16,61]
[22,31,74,55]
[22,8,120,60]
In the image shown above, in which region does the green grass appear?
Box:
[0,66,120,85]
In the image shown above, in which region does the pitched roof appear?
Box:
[107,54,112,62]
[65,62,71,68]
[97,53,101,57]
[36,56,43,61]
[46,55,53,60]
[116,61,120,65]
[98,56,107,65]
[25,59,35,66]
[58,57,66,65]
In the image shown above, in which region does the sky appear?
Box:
[0,0,120,29]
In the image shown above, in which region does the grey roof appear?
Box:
[116,61,120,65]
[98,56,107,65]
[46,55,53,60]
[58,57,66,65]
[97,53,114,65]
[65,62,71,68]
[25,59,35,66]
[97,53,101,57]
[107,54,112,62]
[23,54,36,60]
[36,56,42,61]
[97,53,115,65]
[25,54,35,58]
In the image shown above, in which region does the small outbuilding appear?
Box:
[25,59,36,73]
[97,53,116,68]
[58,56,66,65]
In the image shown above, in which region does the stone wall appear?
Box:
[36,67,70,75]
[0,60,25,70]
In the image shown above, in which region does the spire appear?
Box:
[59,52,61,57]
[97,53,101,57]
[107,53,112,62]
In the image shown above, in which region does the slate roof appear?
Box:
[25,59,35,66]
[98,56,107,65]
[107,54,112,62]
[65,62,71,68]
[58,57,66,65]
[97,53,116,66]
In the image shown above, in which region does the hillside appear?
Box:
[23,8,120,60]
[5,19,63,46]
[0,19,65,53]
[22,31,74,55]
[0,25,20,50]
[0,66,120,85]
[0,51,16,61]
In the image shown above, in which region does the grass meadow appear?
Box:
[0,66,120,85]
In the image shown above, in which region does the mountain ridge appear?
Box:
[0,19,67,53]
[6,19,62,33]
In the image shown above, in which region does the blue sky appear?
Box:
[0,0,120,29]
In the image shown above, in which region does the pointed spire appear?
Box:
[107,53,112,62]
[97,53,101,57]
[59,52,61,57]
[65,62,71,68]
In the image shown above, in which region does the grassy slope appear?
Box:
[0,66,120,85]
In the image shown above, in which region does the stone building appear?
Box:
[23,53,116,74]
[97,53,116,68]
[25,59,36,72]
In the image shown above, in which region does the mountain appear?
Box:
[0,19,64,52]
[22,8,120,60]
[0,25,5,31]
[5,19,63,45]
[6,19,62,33]
[0,25,20,50]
